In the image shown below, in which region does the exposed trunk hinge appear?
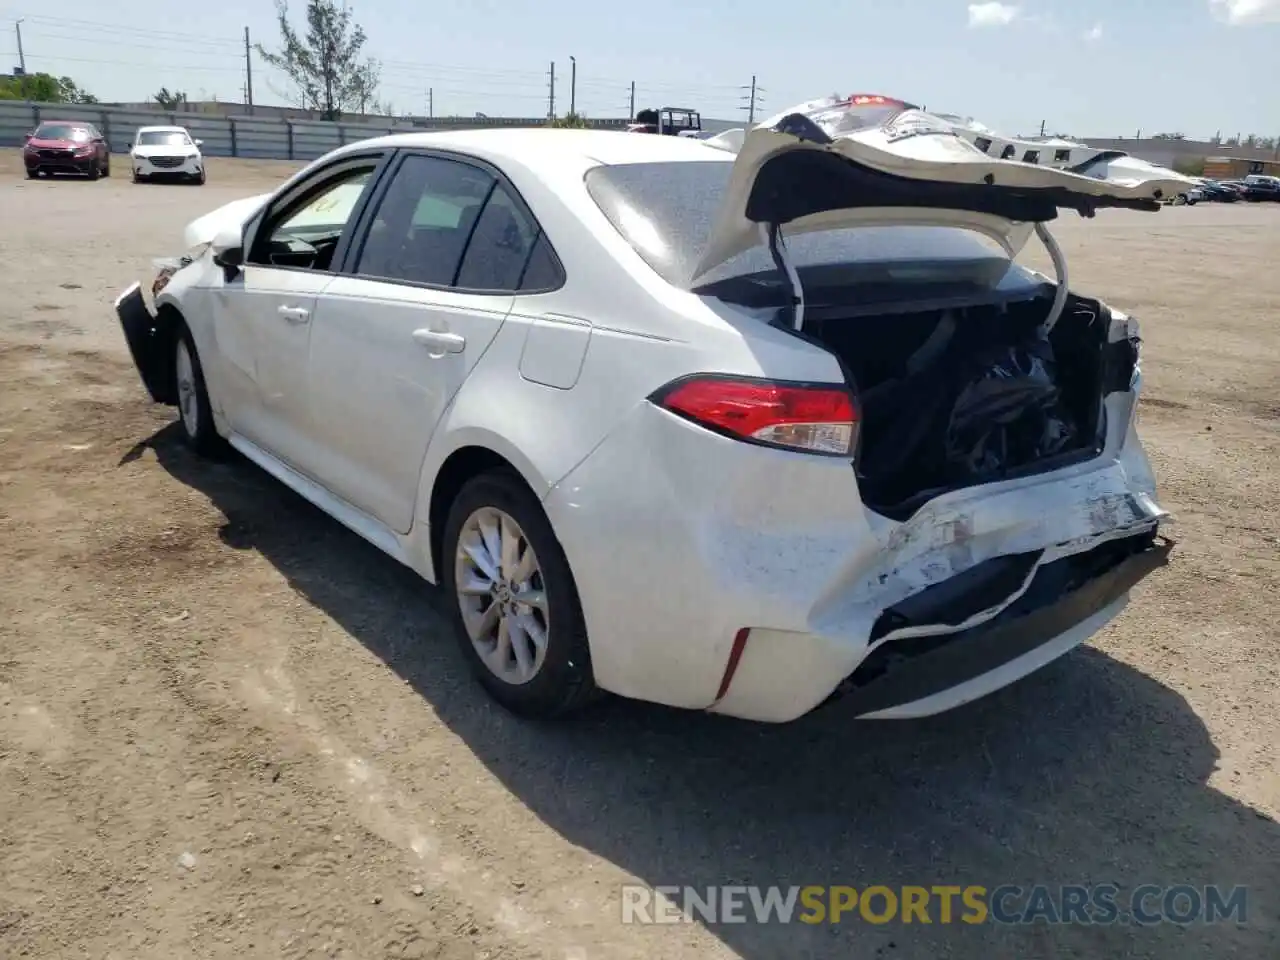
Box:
[1034,221,1068,334]
[761,222,805,331]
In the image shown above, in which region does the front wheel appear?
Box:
[86,163,100,182]
[442,471,598,719]
[173,321,224,457]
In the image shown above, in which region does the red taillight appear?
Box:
[652,375,859,456]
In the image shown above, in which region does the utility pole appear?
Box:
[741,75,764,125]
[629,81,635,120]
[547,61,556,119]
[569,55,576,117]
[15,18,26,74]
[428,88,433,119]
[244,27,255,115]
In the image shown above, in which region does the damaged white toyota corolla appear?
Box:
[114,94,1182,723]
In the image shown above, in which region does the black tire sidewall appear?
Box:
[174,321,222,456]
[441,471,596,718]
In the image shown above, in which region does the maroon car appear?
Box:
[23,121,111,180]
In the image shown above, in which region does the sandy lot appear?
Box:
[0,147,1277,959]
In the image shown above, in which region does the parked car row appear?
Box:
[21,120,206,184]
[1168,175,1280,205]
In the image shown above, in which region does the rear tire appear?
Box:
[442,470,599,719]
[172,321,224,458]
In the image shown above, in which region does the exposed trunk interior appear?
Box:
[803,290,1130,521]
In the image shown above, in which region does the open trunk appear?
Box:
[801,285,1132,520]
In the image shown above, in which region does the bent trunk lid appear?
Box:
[691,95,1195,284]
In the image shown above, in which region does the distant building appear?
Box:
[1203,156,1280,179]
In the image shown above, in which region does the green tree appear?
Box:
[153,87,189,110]
[256,0,381,121]
[550,111,589,129]
[0,72,96,103]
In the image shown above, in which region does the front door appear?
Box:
[305,151,554,533]
[215,160,382,475]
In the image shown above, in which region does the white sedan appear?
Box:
[131,125,206,184]
[114,95,1183,723]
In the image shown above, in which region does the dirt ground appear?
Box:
[0,146,1276,960]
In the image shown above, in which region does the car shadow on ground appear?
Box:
[141,426,1278,958]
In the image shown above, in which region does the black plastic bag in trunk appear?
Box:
[857,328,1077,509]
[944,333,1078,482]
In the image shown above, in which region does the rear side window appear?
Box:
[356,154,495,287]
[354,152,564,293]
[516,233,564,292]
[454,183,538,291]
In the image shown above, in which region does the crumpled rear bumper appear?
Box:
[827,531,1173,718]
[114,282,176,405]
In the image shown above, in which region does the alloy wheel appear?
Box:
[175,338,199,438]
[453,506,550,685]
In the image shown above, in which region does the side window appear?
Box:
[356,155,496,287]
[454,183,540,291]
[516,232,564,292]
[249,166,376,272]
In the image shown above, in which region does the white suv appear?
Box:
[131,126,205,184]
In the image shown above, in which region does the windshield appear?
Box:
[137,131,191,147]
[34,124,90,142]
[584,160,1024,291]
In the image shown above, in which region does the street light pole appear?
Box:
[15,18,26,74]
[569,55,576,117]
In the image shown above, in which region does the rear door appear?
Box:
[303,150,551,533]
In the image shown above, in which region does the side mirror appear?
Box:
[194,139,204,147]
[211,226,245,274]
[23,132,32,143]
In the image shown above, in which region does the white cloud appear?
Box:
[968,3,1020,27]
[1084,22,1104,40]
[1210,0,1280,24]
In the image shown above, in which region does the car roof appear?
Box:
[337,126,729,173]
[136,125,188,132]
[37,119,91,126]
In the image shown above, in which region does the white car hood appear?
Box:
[182,193,270,248]
[691,94,1196,284]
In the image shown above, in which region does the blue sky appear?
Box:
[3,0,1278,138]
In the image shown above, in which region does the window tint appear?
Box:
[517,233,563,291]
[356,155,495,286]
[454,183,539,291]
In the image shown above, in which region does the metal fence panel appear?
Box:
[1,100,686,161]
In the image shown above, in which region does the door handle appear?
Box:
[277,305,310,324]
[412,328,466,354]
